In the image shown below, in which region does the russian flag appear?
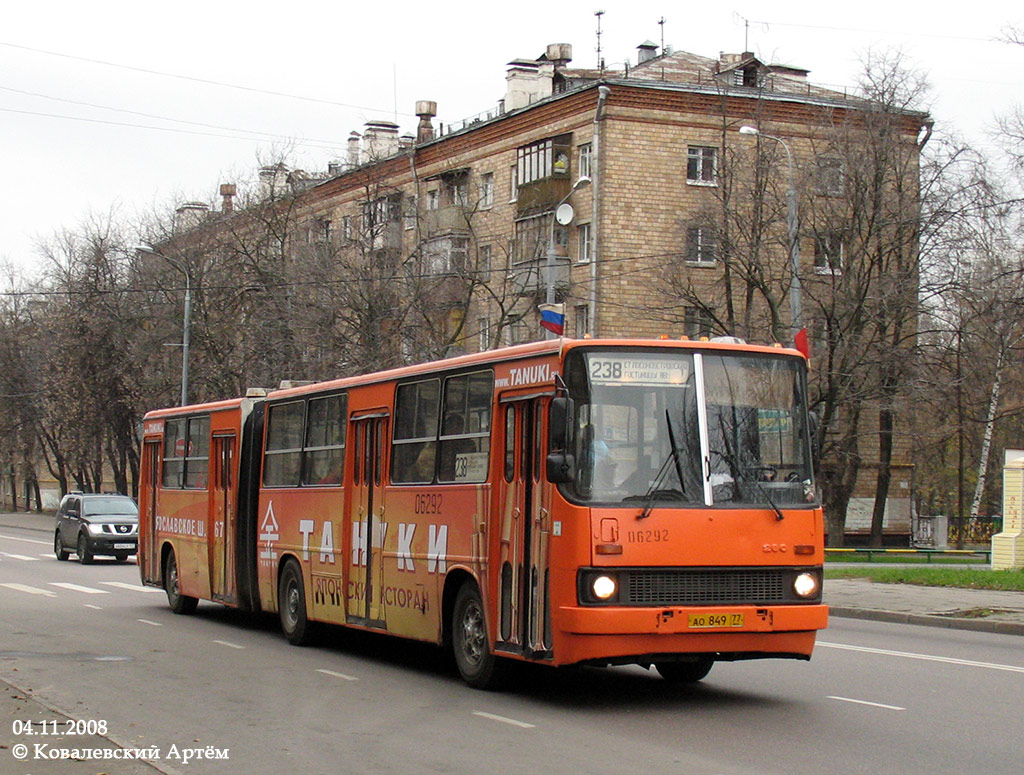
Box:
[539,303,565,336]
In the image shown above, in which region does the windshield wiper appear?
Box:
[712,448,785,521]
[634,411,689,520]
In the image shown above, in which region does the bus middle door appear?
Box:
[347,413,389,628]
[209,433,236,603]
[497,395,552,657]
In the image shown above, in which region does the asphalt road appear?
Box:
[3,523,1023,775]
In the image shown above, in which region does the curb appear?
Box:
[829,606,1024,637]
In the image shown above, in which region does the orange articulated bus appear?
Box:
[138,338,827,688]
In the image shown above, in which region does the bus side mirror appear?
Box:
[808,411,821,469]
[547,453,576,483]
[549,397,573,449]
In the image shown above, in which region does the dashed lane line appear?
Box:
[49,582,110,594]
[213,639,245,649]
[0,582,56,597]
[472,711,535,729]
[817,641,1024,674]
[0,551,40,561]
[316,669,359,681]
[100,581,163,593]
[827,695,906,711]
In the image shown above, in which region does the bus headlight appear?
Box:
[592,575,618,601]
[793,572,819,598]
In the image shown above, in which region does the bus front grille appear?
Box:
[624,568,790,606]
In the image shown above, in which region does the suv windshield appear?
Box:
[82,497,138,517]
[563,349,815,509]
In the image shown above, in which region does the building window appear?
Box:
[513,214,550,263]
[816,157,844,196]
[479,244,492,274]
[362,194,401,228]
[479,317,491,350]
[509,164,518,201]
[516,135,571,187]
[686,145,717,185]
[574,304,589,338]
[424,235,470,275]
[426,189,440,210]
[684,307,715,338]
[814,233,844,274]
[578,143,592,178]
[341,215,352,241]
[686,226,718,264]
[479,172,494,208]
[577,222,592,263]
[442,171,469,207]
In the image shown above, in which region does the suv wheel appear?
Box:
[77,533,94,564]
[54,532,70,561]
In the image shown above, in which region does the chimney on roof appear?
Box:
[416,100,437,143]
[363,120,400,160]
[174,201,209,231]
[545,43,573,68]
[347,131,361,168]
[505,58,552,111]
[258,163,289,199]
[637,40,658,64]
[219,183,236,214]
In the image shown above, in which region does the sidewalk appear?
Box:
[3,510,1024,636]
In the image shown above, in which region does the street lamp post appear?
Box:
[136,245,191,406]
[545,175,592,338]
[739,126,802,344]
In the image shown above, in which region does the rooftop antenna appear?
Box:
[595,9,605,72]
[658,16,666,56]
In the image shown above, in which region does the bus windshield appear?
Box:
[564,349,816,509]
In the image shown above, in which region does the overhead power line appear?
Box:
[0,39,416,118]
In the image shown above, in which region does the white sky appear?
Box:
[2,0,1021,277]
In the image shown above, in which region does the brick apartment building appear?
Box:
[155,41,929,541]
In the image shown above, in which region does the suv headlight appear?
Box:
[85,523,105,536]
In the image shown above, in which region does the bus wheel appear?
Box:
[54,532,70,561]
[452,582,503,690]
[279,559,313,646]
[655,657,714,684]
[164,549,198,615]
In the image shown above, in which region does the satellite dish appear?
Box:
[555,203,575,225]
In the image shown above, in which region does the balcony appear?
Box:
[510,256,571,296]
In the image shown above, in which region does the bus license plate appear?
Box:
[688,612,744,629]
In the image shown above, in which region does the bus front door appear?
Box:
[209,434,236,603]
[497,396,551,657]
[347,414,388,628]
[141,441,161,583]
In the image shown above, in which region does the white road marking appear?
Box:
[136,618,163,626]
[84,604,104,610]
[0,534,51,546]
[1,582,56,597]
[472,711,535,729]
[828,695,906,711]
[100,581,163,593]
[49,582,109,594]
[213,640,245,649]
[316,669,359,681]
[0,551,40,561]
[818,641,1024,674]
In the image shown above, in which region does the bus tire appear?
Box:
[452,582,504,690]
[279,559,313,646]
[655,657,714,684]
[164,548,198,615]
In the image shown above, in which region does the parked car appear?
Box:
[54,492,138,564]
